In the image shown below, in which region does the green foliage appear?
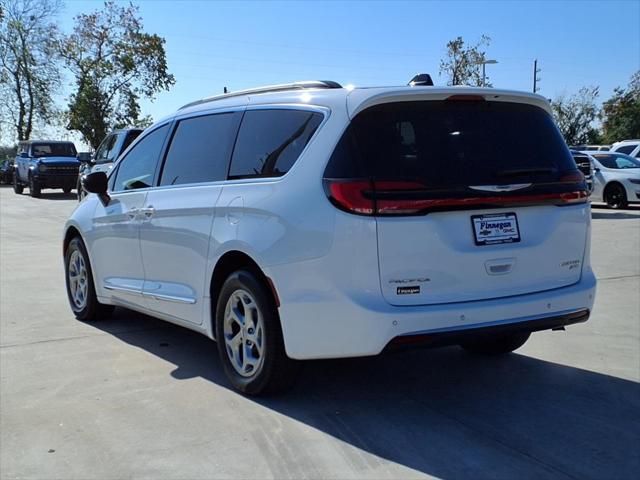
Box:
[601,71,640,143]
[439,35,492,87]
[0,0,62,141]
[60,1,174,148]
[551,87,601,146]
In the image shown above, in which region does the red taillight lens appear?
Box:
[326,180,374,215]
[325,175,588,216]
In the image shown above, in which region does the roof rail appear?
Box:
[179,80,343,110]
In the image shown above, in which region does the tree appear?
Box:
[0,0,62,142]
[59,1,175,149]
[551,87,600,146]
[439,35,492,87]
[601,71,640,143]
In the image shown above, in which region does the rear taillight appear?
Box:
[325,175,588,216]
[325,180,374,215]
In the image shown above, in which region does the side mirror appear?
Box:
[20,152,29,158]
[77,152,93,163]
[82,171,110,205]
[594,166,600,172]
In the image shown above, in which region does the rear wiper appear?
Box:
[496,168,555,178]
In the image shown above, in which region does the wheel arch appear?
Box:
[208,250,280,339]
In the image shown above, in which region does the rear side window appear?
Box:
[113,124,169,191]
[160,112,241,186]
[330,101,575,187]
[615,145,636,155]
[229,109,323,179]
[122,130,142,152]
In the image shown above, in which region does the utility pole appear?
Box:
[533,59,542,93]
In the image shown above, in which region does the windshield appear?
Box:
[31,143,77,158]
[347,100,575,187]
[593,153,640,169]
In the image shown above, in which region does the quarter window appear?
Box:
[229,109,323,178]
[112,124,169,191]
[160,112,241,186]
[616,145,636,155]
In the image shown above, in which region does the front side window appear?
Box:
[229,109,323,179]
[112,124,169,191]
[160,112,241,186]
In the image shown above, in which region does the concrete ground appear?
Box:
[1,185,638,480]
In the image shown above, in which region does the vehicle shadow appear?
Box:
[93,308,640,479]
[31,191,77,200]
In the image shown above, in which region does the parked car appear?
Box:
[63,79,596,395]
[14,140,79,197]
[587,151,640,208]
[570,145,610,152]
[77,128,143,200]
[570,150,595,193]
[0,159,15,184]
[610,139,640,158]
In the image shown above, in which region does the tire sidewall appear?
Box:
[215,270,280,395]
[13,173,22,194]
[605,183,627,209]
[64,237,99,321]
[29,175,40,197]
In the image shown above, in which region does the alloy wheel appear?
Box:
[223,289,265,377]
[68,250,89,309]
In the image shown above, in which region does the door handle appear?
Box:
[139,206,155,219]
[127,207,139,219]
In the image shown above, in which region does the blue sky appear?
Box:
[60,0,639,125]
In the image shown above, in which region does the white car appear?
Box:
[610,139,640,158]
[63,79,597,395]
[587,151,640,208]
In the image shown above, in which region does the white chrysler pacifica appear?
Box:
[63,79,596,395]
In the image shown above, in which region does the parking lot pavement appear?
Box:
[1,186,638,480]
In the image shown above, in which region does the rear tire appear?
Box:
[461,332,531,355]
[215,269,300,395]
[13,174,23,194]
[64,237,114,321]
[29,176,40,198]
[604,183,628,209]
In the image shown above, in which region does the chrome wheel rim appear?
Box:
[68,250,89,309]
[223,289,265,378]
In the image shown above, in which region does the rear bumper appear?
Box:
[385,308,589,350]
[276,267,597,360]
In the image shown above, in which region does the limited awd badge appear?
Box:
[397,286,420,295]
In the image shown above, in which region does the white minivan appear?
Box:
[63,80,596,395]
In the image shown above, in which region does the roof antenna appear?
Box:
[408,74,434,86]
[223,87,228,94]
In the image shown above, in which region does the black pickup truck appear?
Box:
[13,141,80,197]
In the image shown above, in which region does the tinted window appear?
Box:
[95,135,116,162]
[160,112,240,186]
[326,101,576,186]
[122,130,142,153]
[112,124,169,191]
[593,153,640,169]
[31,143,76,157]
[229,109,323,178]
[616,145,636,154]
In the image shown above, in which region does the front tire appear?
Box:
[13,174,23,194]
[215,269,299,395]
[64,237,114,321]
[461,332,531,355]
[604,183,628,209]
[29,176,41,198]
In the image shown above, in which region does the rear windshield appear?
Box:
[31,143,77,157]
[328,101,575,186]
